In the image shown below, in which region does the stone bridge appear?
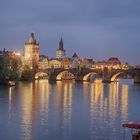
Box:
[35,68,140,83]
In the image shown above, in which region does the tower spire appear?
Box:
[60,36,63,43]
[59,36,64,50]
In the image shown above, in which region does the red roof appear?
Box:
[122,121,140,129]
[72,53,78,58]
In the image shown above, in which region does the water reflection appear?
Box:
[8,87,15,119]
[88,80,129,139]
[55,81,73,140]
[109,82,119,121]
[38,80,50,126]
[121,84,128,120]
[8,80,52,140]
[63,82,72,139]
[20,82,33,140]
[89,80,105,139]
[5,80,133,140]
[9,87,14,111]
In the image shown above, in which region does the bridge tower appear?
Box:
[24,33,40,69]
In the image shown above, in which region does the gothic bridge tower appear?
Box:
[24,33,40,69]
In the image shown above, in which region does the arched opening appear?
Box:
[83,72,97,81]
[56,71,75,81]
[111,72,133,82]
[35,72,49,80]
[111,72,124,82]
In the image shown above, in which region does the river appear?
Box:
[0,79,140,140]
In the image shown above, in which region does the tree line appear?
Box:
[0,54,34,84]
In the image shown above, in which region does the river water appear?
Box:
[0,79,140,140]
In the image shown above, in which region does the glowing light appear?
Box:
[35,72,48,80]
[56,71,75,80]
[109,83,119,120]
[83,72,96,81]
[21,83,33,140]
[16,52,21,56]
[111,72,124,82]
[121,84,128,120]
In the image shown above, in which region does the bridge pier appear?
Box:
[102,78,111,83]
[75,75,84,81]
[49,75,57,81]
[134,75,140,83]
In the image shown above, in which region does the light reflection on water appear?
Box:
[0,79,140,140]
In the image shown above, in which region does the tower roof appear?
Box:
[58,37,65,51]
[28,33,38,44]
[60,36,63,44]
[72,53,78,58]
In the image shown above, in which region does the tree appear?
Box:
[8,55,22,81]
[0,53,22,83]
[21,65,34,81]
[0,56,9,83]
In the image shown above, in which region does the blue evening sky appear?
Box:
[0,0,140,65]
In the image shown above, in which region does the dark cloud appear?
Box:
[0,0,140,64]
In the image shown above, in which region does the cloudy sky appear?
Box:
[0,0,140,64]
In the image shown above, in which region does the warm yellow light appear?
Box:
[16,53,21,56]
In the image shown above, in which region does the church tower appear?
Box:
[56,37,66,59]
[24,33,40,69]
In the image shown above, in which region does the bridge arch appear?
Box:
[83,72,97,81]
[111,72,125,81]
[56,70,75,80]
[35,72,49,80]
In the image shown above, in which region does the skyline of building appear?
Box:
[21,33,127,71]
[22,33,127,64]
[0,32,135,71]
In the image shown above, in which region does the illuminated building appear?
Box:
[38,55,49,70]
[56,37,66,59]
[107,57,121,69]
[49,58,62,68]
[93,60,106,69]
[61,57,72,69]
[94,57,122,69]
[71,53,79,68]
[81,58,93,68]
[24,33,40,69]
[72,59,79,68]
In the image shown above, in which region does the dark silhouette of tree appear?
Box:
[0,56,9,83]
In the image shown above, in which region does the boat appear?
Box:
[122,121,140,140]
[8,81,16,87]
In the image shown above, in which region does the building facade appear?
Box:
[49,58,62,68]
[61,57,72,69]
[38,55,49,70]
[93,57,122,70]
[81,58,93,68]
[107,57,121,69]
